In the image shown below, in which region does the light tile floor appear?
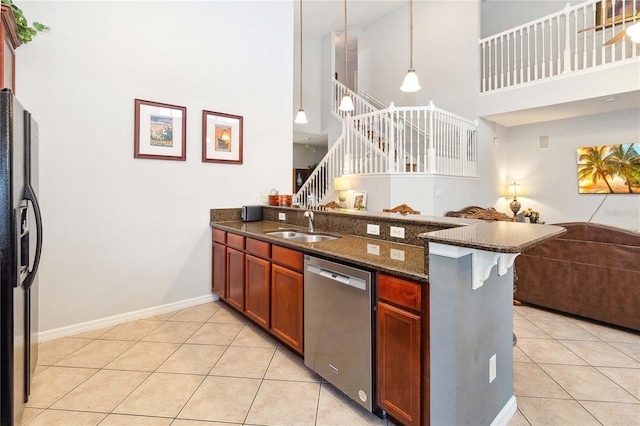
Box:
[22,301,639,425]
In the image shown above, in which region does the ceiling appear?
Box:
[484,91,640,127]
[293,131,328,147]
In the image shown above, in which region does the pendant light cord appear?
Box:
[344,0,348,89]
[299,0,303,106]
[409,0,414,69]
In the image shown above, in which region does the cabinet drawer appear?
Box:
[378,274,421,312]
[227,233,245,250]
[246,238,270,258]
[272,245,303,271]
[212,229,226,244]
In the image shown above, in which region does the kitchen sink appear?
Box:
[266,230,339,243]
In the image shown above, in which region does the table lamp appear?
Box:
[334,177,351,208]
[503,181,526,217]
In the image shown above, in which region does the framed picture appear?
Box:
[596,0,640,28]
[202,110,243,164]
[577,143,640,193]
[351,191,367,210]
[134,99,186,161]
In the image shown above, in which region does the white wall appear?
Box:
[293,143,327,170]
[480,0,582,38]
[17,1,293,332]
[321,32,343,148]
[504,108,640,229]
[293,30,323,134]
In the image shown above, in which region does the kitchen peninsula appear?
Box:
[210,206,565,425]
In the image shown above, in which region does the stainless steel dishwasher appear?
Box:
[304,255,375,412]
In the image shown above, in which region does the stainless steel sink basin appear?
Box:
[290,234,338,243]
[266,230,339,243]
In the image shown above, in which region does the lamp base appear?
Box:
[339,191,347,208]
[510,198,521,217]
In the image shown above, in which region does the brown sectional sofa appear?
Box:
[515,222,640,331]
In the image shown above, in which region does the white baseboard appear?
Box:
[491,395,517,426]
[38,293,219,343]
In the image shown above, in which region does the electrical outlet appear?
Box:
[390,226,405,238]
[278,212,286,221]
[367,244,380,255]
[390,249,405,261]
[489,354,496,383]
[367,224,380,235]
[253,193,259,203]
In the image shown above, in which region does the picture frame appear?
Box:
[576,143,640,193]
[596,0,640,29]
[351,191,368,210]
[202,110,243,164]
[134,99,186,161]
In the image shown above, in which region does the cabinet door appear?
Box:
[377,301,421,426]
[245,254,271,329]
[271,264,303,354]
[212,242,227,298]
[226,247,245,311]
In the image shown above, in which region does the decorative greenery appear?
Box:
[1,0,48,44]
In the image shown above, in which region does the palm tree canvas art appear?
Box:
[577,143,640,193]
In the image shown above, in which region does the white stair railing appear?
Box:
[480,0,639,93]
[295,100,478,207]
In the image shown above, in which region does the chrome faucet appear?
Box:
[304,209,315,233]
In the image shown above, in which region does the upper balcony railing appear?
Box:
[479,0,639,93]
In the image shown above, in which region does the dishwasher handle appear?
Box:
[306,264,367,291]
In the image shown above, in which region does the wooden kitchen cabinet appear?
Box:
[270,245,304,354]
[226,247,245,311]
[271,263,303,354]
[211,228,304,354]
[211,229,227,298]
[212,242,226,297]
[1,5,21,93]
[377,274,422,426]
[245,254,270,328]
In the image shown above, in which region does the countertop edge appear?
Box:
[419,222,567,253]
[211,220,429,283]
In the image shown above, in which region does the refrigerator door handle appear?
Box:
[22,183,42,291]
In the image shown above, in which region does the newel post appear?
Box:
[343,115,352,175]
[428,100,436,173]
[388,102,396,173]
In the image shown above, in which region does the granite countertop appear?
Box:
[211,220,428,282]
[420,220,566,253]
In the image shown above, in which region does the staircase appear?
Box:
[294,80,478,208]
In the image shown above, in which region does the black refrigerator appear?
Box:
[0,89,43,426]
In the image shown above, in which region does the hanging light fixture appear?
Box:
[338,0,354,111]
[627,22,640,43]
[400,0,421,92]
[294,0,308,123]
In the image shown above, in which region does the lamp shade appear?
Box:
[339,93,354,111]
[401,69,421,92]
[294,108,308,124]
[627,22,640,43]
[334,176,351,191]
[503,182,526,199]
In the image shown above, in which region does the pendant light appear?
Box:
[400,0,421,92]
[294,0,308,123]
[338,0,354,111]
